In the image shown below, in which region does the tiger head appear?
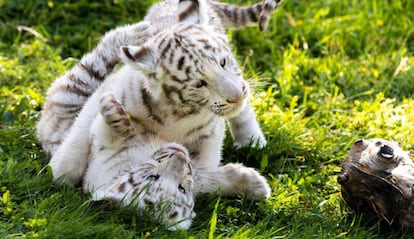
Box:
[120,23,249,118]
[105,142,195,230]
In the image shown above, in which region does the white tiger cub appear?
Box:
[85,91,270,229]
[85,92,195,230]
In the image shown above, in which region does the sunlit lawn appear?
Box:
[1,0,414,238]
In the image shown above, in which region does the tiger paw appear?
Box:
[99,92,132,136]
[222,163,271,200]
[239,167,271,200]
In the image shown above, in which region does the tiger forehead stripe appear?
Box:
[196,38,218,51]
[169,49,175,65]
[161,64,192,83]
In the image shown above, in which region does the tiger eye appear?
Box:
[178,184,186,194]
[220,58,226,68]
[147,175,160,181]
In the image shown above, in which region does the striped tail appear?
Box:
[210,0,283,31]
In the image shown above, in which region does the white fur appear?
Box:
[38,0,280,230]
[50,23,270,199]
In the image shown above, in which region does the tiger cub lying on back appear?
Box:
[37,0,282,229]
[86,91,270,229]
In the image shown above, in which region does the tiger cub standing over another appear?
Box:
[37,0,282,228]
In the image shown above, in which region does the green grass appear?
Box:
[1,0,414,238]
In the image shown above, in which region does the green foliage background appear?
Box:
[1,0,414,238]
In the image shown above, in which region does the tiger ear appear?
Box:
[120,45,156,73]
[178,0,208,25]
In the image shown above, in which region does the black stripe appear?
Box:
[247,7,258,22]
[68,72,87,87]
[169,50,175,65]
[240,8,247,24]
[177,56,185,71]
[97,51,119,73]
[172,106,200,118]
[162,83,184,103]
[159,38,172,60]
[141,87,164,125]
[223,5,232,21]
[49,102,83,116]
[141,128,157,136]
[50,102,83,110]
[108,118,123,125]
[50,83,91,99]
[185,116,214,137]
[178,0,199,22]
[104,145,131,164]
[78,62,105,81]
[171,75,182,83]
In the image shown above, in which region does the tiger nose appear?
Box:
[226,94,243,104]
[225,84,248,104]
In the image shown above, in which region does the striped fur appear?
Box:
[37,22,153,154]
[84,92,195,230]
[37,0,277,229]
[210,0,283,31]
[145,0,284,34]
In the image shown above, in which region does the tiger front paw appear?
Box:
[99,92,133,136]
